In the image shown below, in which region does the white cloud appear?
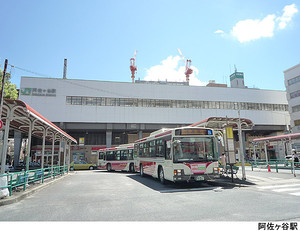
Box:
[214,30,225,34]
[277,3,298,29]
[144,56,206,86]
[231,14,276,43]
[216,4,298,43]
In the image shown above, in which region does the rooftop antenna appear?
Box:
[177,48,193,83]
[130,50,137,83]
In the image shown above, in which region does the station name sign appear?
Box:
[21,88,56,97]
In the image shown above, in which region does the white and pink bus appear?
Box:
[134,127,220,184]
[98,144,135,172]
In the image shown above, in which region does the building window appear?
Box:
[292,105,300,113]
[66,96,288,112]
[294,120,300,126]
[288,75,300,86]
[290,90,300,99]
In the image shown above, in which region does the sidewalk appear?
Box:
[212,165,300,188]
[0,172,72,206]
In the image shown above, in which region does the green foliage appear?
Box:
[0,71,18,100]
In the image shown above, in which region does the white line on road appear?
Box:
[257,183,300,190]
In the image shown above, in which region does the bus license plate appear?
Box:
[196,176,204,181]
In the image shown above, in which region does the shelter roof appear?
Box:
[253,133,300,143]
[1,99,77,144]
[189,117,254,130]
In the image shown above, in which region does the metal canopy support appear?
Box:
[67,141,71,170]
[63,139,66,167]
[58,136,61,166]
[25,120,33,172]
[0,117,10,175]
[41,127,46,169]
[51,132,56,170]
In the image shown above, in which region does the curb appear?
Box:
[0,173,72,206]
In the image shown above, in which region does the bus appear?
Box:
[98,144,135,172]
[134,127,220,184]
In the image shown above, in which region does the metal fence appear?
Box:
[0,165,69,196]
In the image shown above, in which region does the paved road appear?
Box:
[1,168,300,221]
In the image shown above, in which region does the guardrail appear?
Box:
[249,159,300,173]
[0,165,69,197]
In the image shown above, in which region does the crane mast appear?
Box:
[130,50,137,83]
[177,48,193,83]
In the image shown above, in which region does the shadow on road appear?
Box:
[92,170,251,192]
[126,174,229,193]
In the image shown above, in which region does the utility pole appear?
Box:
[238,102,246,180]
[0,59,8,175]
[0,59,8,119]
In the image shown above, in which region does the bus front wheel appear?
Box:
[159,167,165,185]
[107,164,112,172]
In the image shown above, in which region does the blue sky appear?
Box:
[1,0,299,90]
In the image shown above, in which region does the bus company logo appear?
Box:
[21,88,56,97]
[190,163,206,174]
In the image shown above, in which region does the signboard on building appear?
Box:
[79,137,85,146]
[20,88,56,97]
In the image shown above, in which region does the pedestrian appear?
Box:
[221,153,227,173]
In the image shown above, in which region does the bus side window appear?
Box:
[99,152,104,160]
[134,144,138,158]
[116,151,121,160]
[128,150,133,160]
[139,144,143,157]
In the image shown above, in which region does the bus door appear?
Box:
[163,139,173,181]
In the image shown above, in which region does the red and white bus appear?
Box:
[98,144,135,172]
[134,127,220,184]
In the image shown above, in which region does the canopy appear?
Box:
[253,133,300,143]
[1,99,77,144]
[189,116,254,130]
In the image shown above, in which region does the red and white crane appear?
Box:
[177,48,193,83]
[130,50,137,83]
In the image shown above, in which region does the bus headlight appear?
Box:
[213,167,219,174]
[174,169,183,175]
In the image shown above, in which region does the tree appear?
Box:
[0,71,18,100]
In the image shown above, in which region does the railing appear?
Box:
[249,159,300,173]
[0,165,69,197]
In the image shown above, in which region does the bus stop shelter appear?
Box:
[189,116,254,130]
[253,132,300,162]
[0,99,77,174]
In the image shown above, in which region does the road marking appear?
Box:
[267,177,282,180]
[273,187,300,192]
[289,192,300,196]
[257,183,300,190]
[160,186,220,193]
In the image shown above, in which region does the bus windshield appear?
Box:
[173,137,217,163]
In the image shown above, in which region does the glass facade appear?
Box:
[66,96,288,112]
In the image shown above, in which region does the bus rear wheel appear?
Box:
[129,163,135,173]
[159,167,165,185]
[140,164,144,177]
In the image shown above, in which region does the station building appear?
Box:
[18,76,289,164]
[284,62,300,151]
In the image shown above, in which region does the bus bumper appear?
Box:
[173,170,220,182]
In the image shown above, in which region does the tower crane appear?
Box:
[177,48,193,83]
[130,50,137,83]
